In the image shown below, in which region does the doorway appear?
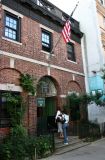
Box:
[37,76,58,135]
[37,96,56,135]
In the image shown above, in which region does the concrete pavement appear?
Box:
[41,138,105,160]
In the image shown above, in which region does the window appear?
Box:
[42,83,49,94]
[0,92,20,128]
[67,42,76,62]
[0,95,10,128]
[42,29,52,52]
[4,12,20,41]
[99,0,104,5]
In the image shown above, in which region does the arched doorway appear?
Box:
[67,81,82,121]
[37,76,58,135]
[66,81,82,136]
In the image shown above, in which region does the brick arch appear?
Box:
[66,81,82,94]
[37,75,61,96]
[0,68,21,85]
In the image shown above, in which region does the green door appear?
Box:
[43,97,56,117]
[37,97,56,135]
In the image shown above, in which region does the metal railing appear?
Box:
[69,121,105,140]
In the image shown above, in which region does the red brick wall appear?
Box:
[0,5,85,136]
[0,68,20,84]
[0,8,84,74]
[0,128,10,139]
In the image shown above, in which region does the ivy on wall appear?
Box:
[19,73,36,96]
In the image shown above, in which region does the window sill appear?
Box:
[41,50,55,56]
[67,59,77,64]
[2,37,22,45]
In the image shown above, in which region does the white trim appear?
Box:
[2,37,22,45]
[0,50,85,76]
[72,74,75,81]
[70,39,76,44]
[81,35,90,93]
[47,66,51,75]
[10,58,15,68]
[0,83,22,92]
[51,64,84,76]
[59,95,66,98]
[0,50,48,66]
[41,50,55,56]
[40,24,54,33]
[2,5,23,18]
[67,59,77,64]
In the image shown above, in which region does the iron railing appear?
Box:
[69,121,105,140]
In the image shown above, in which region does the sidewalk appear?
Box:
[41,138,105,160]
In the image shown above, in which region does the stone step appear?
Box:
[55,138,82,149]
[55,141,90,155]
[55,136,78,144]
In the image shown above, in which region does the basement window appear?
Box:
[0,92,20,128]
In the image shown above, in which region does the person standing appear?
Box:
[62,109,69,144]
[55,107,63,138]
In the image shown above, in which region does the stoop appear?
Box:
[54,136,90,155]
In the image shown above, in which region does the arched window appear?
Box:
[37,77,57,97]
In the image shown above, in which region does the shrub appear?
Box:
[35,135,53,158]
[0,93,54,159]
[0,134,54,160]
[79,120,101,140]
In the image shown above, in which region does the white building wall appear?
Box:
[88,103,105,123]
[73,0,104,92]
[72,0,105,125]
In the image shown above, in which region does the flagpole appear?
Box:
[48,1,79,60]
[50,34,62,55]
[70,1,79,17]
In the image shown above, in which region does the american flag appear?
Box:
[62,20,71,43]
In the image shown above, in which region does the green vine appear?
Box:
[19,73,36,96]
[65,92,104,121]
[2,93,25,126]
[0,93,54,160]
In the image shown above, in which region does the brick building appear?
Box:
[0,0,84,136]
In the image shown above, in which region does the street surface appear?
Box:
[41,138,105,160]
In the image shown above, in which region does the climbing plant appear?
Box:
[65,92,103,121]
[19,73,36,96]
[0,93,54,160]
[2,92,25,126]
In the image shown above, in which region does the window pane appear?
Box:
[5,27,9,37]
[6,16,9,22]
[5,27,16,40]
[13,20,17,29]
[13,34,16,40]
[67,45,73,52]
[6,16,10,26]
[9,32,12,38]
[13,31,16,40]
[6,21,9,27]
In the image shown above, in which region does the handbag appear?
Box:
[56,117,61,122]
[61,118,66,124]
